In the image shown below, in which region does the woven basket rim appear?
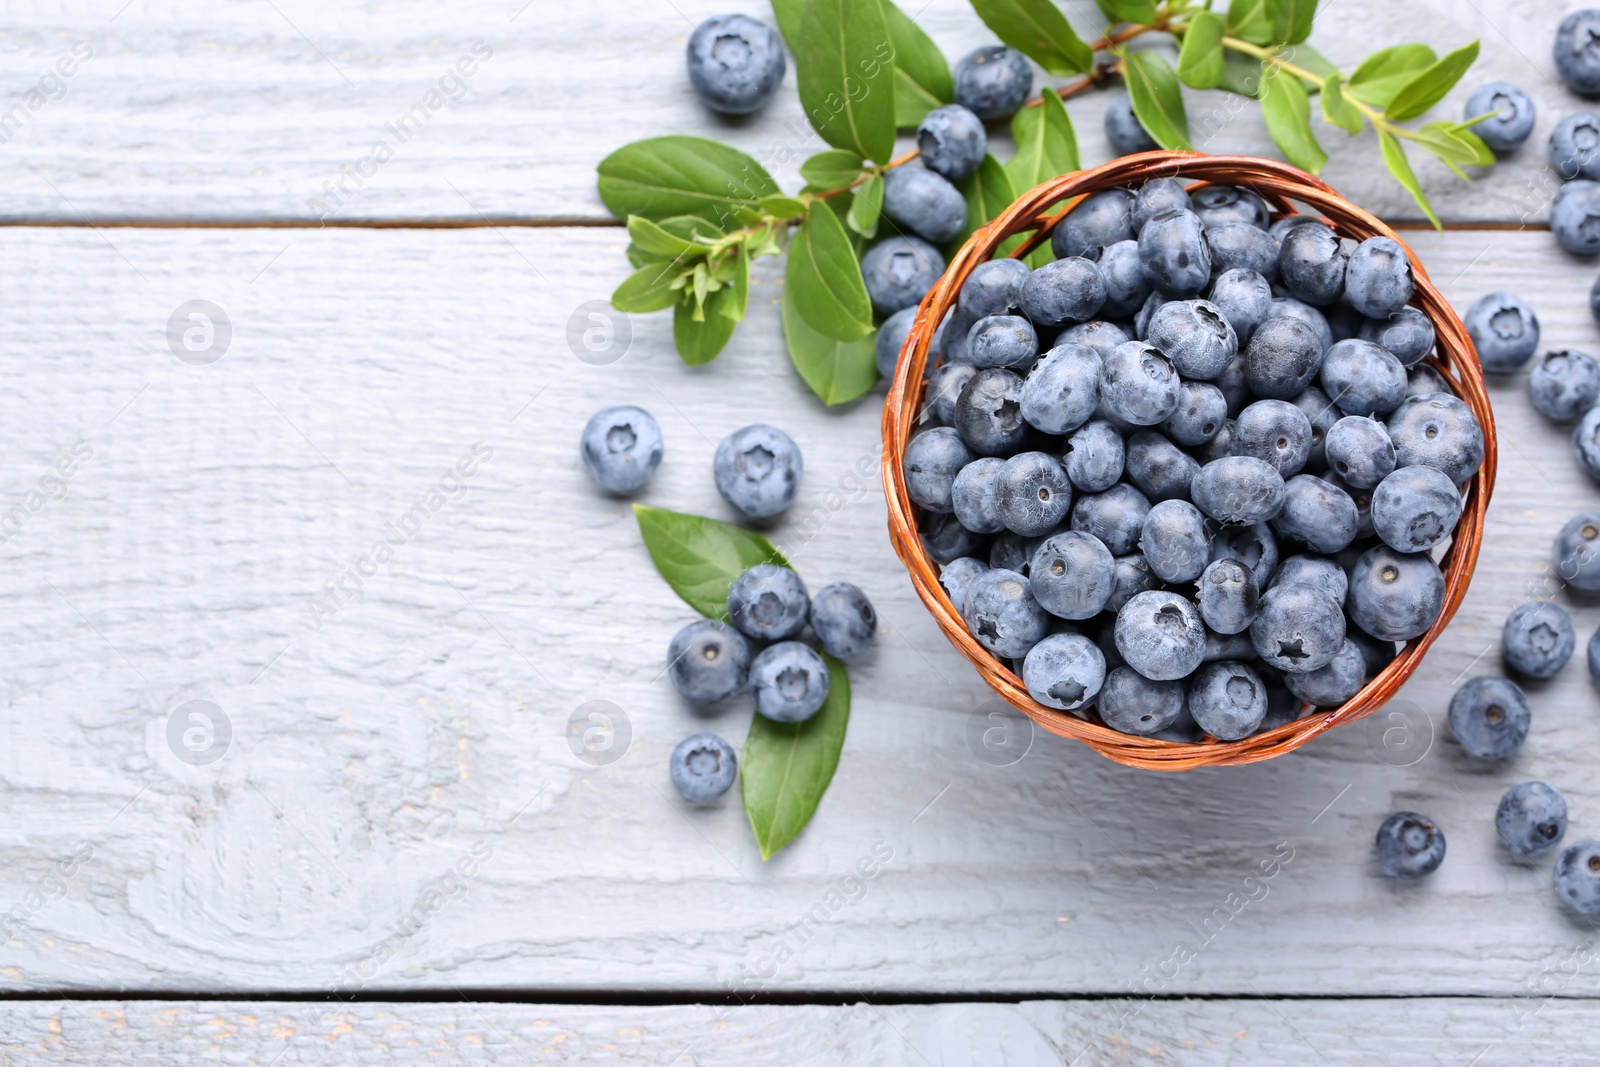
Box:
[880,151,1497,772]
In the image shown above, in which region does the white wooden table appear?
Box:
[3,0,1600,1062]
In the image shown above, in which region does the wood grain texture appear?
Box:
[0,0,1583,224]
[1,224,1599,996]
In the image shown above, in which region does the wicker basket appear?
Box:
[881,152,1497,771]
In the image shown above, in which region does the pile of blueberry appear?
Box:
[580,407,877,805]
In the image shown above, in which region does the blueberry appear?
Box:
[1057,319,1131,356]
[1464,291,1539,373]
[882,161,968,244]
[1053,188,1136,261]
[1100,341,1181,425]
[941,306,979,364]
[1287,385,1339,472]
[939,556,989,612]
[1270,554,1348,605]
[959,258,1031,319]
[1575,406,1600,483]
[1464,82,1535,152]
[1266,296,1333,354]
[1145,299,1238,379]
[1348,545,1446,641]
[1208,268,1274,343]
[715,424,802,519]
[1232,399,1314,477]
[1203,628,1257,663]
[1277,222,1347,306]
[1268,214,1323,243]
[1349,629,1398,679]
[1243,315,1324,400]
[1358,307,1435,367]
[1386,392,1485,484]
[989,530,1034,574]
[1503,601,1576,679]
[750,641,831,722]
[1023,633,1107,710]
[1370,465,1461,554]
[1115,590,1206,681]
[1554,841,1600,914]
[1497,782,1568,858]
[874,307,916,382]
[1187,660,1268,739]
[1132,177,1191,232]
[1197,417,1237,463]
[1105,91,1159,155]
[1205,222,1279,282]
[917,103,987,181]
[1140,499,1210,582]
[686,14,785,115]
[925,361,978,426]
[1271,474,1358,554]
[1125,430,1200,502]
[1552,112,1600,179]
[1324,416,1396,488]
[953,368,1027,455]
[1197,557,1260,634]
[670,732,739,803]
[861,236,945,314]
[1021,257,1107,327]
[1337,238,1413,320]
[1448,675,1530,758]
[1132,291,1166,341]
[1021,343,1102,435]
[667,620,752,704]
[1160,382,1226,448]
[1530,349,1600,422]
[1592,624,1600,679]
[1250,583,1345,673]
[967,314,1040,369]
[1554,514,1600,592]
[1107,552,1159,611]
[727,563,809,641]
[1029,531,1116,619]
[1320,338,1409,418]
[996,451,1073,536]
[963,568,1050,658]
[1063,419,1126,491]
[1191,185,1271,229]
[922,510,985,563]
[1407,363,1449,398]
[581,404,663,494]
[810,582,877,660]
[1282,637,1366,708]
[1191,456,1287,526]
[1097,666,1185,735]
[1096,240,1153,318]
[1375,812,1446,877]
[903,426,972,512]
[1210,521,1279,589]
[1558,11,1600,96]
[1071,482,1151,555]
[1138,209,1212,296]
[1552,180,1600,255]
[953,45,1033,120]
[951,456,1007,534]
[1326,470,1376,540]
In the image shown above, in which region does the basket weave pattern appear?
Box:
[881,152,1497,771]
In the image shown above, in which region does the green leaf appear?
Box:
[884,0,954,128]
[673,292,738,364]
[1379,130,1440,229]
[1446,121,1496,167]
[721,246,751,321]
[759,195,808,221]
[1006,88,1080,192]
[795,0,898,163]
[1384,40,1480,122]
[742,652,850,860]
[1096,0,1157,22]
[1223,0,1273,46]
[633,505,791,619]
[788,203,876,341]
[1259,66,1327,174]
[1176,10,1225,89]
[953,153,1016,248]
[1123,50,1192,150]
[800,149,867,191]
[1217,51,1264,97]
[626,215,705,259]
[847,173,884,237]
[1272,0,1317,46]
[1347,43,1437,109]
[782,281,880,404]
[969,0,1094,76]
[1415,120,1493,176]
[1320,74,1363,134]
[771,0,803,45]
[598,136,780,224]
[612,263,683,313]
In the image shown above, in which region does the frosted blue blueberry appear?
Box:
[953,368,1027,456]
[1594,273,1600,323]
[902,426,972,512]
[925,361,978,426]
[953,45,1033,120]
[1125,430,1199,502]
[1208,268,1274,343]
[1591,625,1600,679]
[1465,82,1535,152]
[917,103,987,181]
[1266,296,1333,354]
[1197,557,1259,635]
[1503,601,1575,680]
[1552,112,1600,179]
[1107,552,1158,611]
[686,14,785,115]
[1095,240,1153,318]
[1100,341,1181,425]
[1190,185,1271,230]
[1197,417,1237,462]
[1063,419,1126,492]
[1132,291,1166,340]
[939,556,989,612]
[989,531,1034,575]
[951,456,1007,535]
[963,568,1050,658]
[1205,222,1279,282]
[1115,590,1206,681]
[875,307,917,381]
[1530,349,1600,422]
[1348,545,1445,642]
[1558,11,1600,96]
[1554,841,1600,915]
[1052,188,1136,261]
[996,451,1073,536]
[750,641,831,723]
[861,236,945,314]
[1448,675,1530,758]
[1464,291,1539,372]
[1070,482,1151,556]
[1146,299,1238,379]
[1138,209,1212,296]
[1021,257,1107,327]
[1020,343,1102,435]
[1163,381,1228,446]
[1576,407,1600,484]
[669,733,739,804]
[1344,237,1414,318]
[1283,638,1365,708]
[1324,299,1365,344]
[1188,660,1268,739]
[810,582,878,660]
[1407,363,1449,397]
[1268,214,1323,243]
[1327,471,1375,541]
[1271,474,1358,554]
[922,511,984,563]
[1023,633,1106,711]
[1029,531,1116,620]
[1350,629,1398,678]
[1271,555,1348,609]
[581,404,663,494]
[1359,307,1435,367]
[1552,180,1600,255]
[1132,177,1191,232]
[1191,456,1287,526]
[1372,465,1460,554]
[1140,499,1210,582]
[1210,521,1279,589]
[882,161,967,244]
[1250,583,1345,674]
[1203,628,1257,663]
[715,424,802,519]
[1324,416,1396,489]
[1321,338,1408,417]
[1105,91,1158,155]
[1277,221,1347,307]
[1058,319,1131,356]
[1386,392,1485,484]
[941,306,979,364]
[1231,399,1313,477]
[667,620,751,704]
[967,314,1040,369]
[728,563,809,641]
[1288,385,1339,472]
[1243,315,1324,400]
[1376,812,1446,877]
[959,258,1031,319]
[1097,667,1185,735]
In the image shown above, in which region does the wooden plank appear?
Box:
[0,0,1575,224]
[0,224,1598,997]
